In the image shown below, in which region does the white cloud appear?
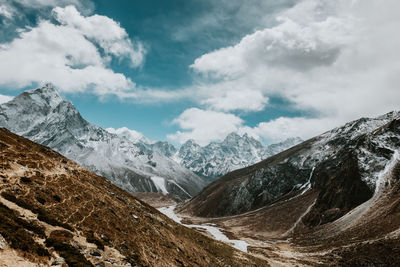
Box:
[238,116,340,143]
[0,94,13,104]
[168,0,400,144]
[53,5,145,67]
[167,108,244,145]
[0,5,13,19]
[0,5,145,96]
[200,89,268,112]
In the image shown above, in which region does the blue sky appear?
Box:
[0,0,399,145]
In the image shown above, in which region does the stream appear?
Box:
[158,205,249,253]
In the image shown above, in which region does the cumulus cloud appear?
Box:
[200,88,268,112]
[0,5,145,96]
[0,94,13,104]
[168,0,400,145]
[53,6,145,67]
[167,108,244,145]
[238,117,340,143]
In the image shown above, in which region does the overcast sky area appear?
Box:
[0,0,399,146]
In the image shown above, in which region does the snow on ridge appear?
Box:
[375,150,399,193]
[0,85,206,199]
[151,176,168,194]
[106,126,153,144]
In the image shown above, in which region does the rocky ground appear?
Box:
[132,192,179,208]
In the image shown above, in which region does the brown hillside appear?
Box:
[0,128,267,266]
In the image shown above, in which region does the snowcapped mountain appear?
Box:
[107,126,303,182]
[175,133,303,180]
[106,126,153,144]
[181,111,400,217]
[0,84,205,199]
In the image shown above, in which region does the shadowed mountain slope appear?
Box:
[177,112,400,266]
[180,111,399,218]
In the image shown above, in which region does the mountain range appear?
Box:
[1,84,400,265]
[174,134,302,181]
[108,124,302,181]
[0,84,205,200]
[181,110,400,217]
[177,110,400,265]
[0,84,302,198]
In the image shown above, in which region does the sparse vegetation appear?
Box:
[0,128,268,266]
[0,203,49,257]
[86,231,104,250]
[20,176,32,183]
[36,208,74,231]
[45,236,93,267]
[1,190,74,231]
[36,195,46,205]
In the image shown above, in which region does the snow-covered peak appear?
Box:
[0,86,206,199]
[223,132,241,142]
[106,127,153,144]
[264,137,303,156]
[175,131,303,180]
[23,83,63,109]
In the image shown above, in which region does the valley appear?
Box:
[1,0,399,265]
[0,86,400,266]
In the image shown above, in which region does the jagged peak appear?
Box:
[224,132,241,140]
[182,139,199,147]
[18,83,63,108]
[222,132,262,147]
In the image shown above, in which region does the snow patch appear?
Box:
[158,205,249,252]
[375,150,399,193]
[158,205,182,223]
[151,176,168,195]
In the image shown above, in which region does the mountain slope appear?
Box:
[177,112,400,266]
[180,111,400,218]
[0,128,266,266]
[0,85,205,199]
[175,133,302,181]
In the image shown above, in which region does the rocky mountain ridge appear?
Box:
[180,111,400,218]
[175,133,302,181]
[175,111,400,266]
[110,128,303,181]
